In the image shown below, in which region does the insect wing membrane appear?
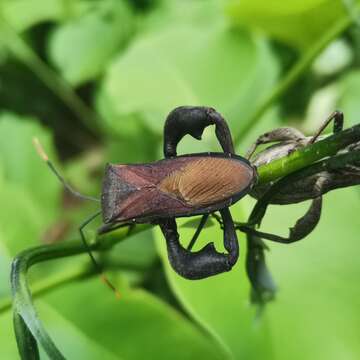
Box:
[159,157,254,206]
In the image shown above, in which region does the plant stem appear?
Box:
[10,224,151,359]
[0,265,90,314]
[251,149,360,227]
[234,12,355,145]
[257,123,360,184]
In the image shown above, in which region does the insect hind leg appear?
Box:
[309,110,344,144]
[163,106,235,157]
[159,208,239,280]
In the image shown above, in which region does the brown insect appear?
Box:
[35,106,257,283]
[102,154,255,223]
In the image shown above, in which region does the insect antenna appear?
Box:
[33,137,121,299]
[33,137,100,202]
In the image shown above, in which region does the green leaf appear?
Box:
[0,311,21,358]
[98,22,278,138]
[338,70,360,125]
[42,278,227,359]
[182,217,215,229]
[0,0,64,32]
[0,113,60,209]
[155,203,274,359]
[35,301,122,360]
[48,0,134,86]
[0,112,61,313]
[0,0,92,33]
[260,189,360,359]
[139,0,226,33]
[155,186,360,359]
[227,0,352,50]
[0,113,60,255]
[13,312,40,360]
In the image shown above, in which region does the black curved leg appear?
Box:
[187,214,209,251]
[244,175,326,305]
[159,208,239,280]
[240,196,323,244]
[163,106,234,157]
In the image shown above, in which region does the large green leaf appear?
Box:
[41,278,227,359]
[338,70,360,125]
[47,0,134,86]
[155,203,274,359]
[227,0,353,50]
[138,0,227,33]
[0,113,61,356]
[97,21,278,139]
[0,113,61,255]
[0,311,21,359]
[0,0,90,32]
[155,189,360,359]
[0,0,64,32]
[35,301,122,360]
[261,189,360,359]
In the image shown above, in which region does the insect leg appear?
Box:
[163,106,234,157]
[187,214,209,250]
[159,208,239,280]
[246,127,306,160]
[221,208,239,265]
[240,175,327,244]
[244,174,324,304]
[239,196,322,244]
[309,110,344,144]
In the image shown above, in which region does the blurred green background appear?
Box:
[1,0,360,359]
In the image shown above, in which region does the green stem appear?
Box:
[252,149,360,226]
[234,13,354,145]
[10,224,151,359]
[256,123,360,184]
[13,312,40,360]
[0,251,152,315]
[0,264,90,314]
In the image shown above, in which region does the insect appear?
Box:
[101,106,258,280]
[35,106,358,291]
[35,107,258,284]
